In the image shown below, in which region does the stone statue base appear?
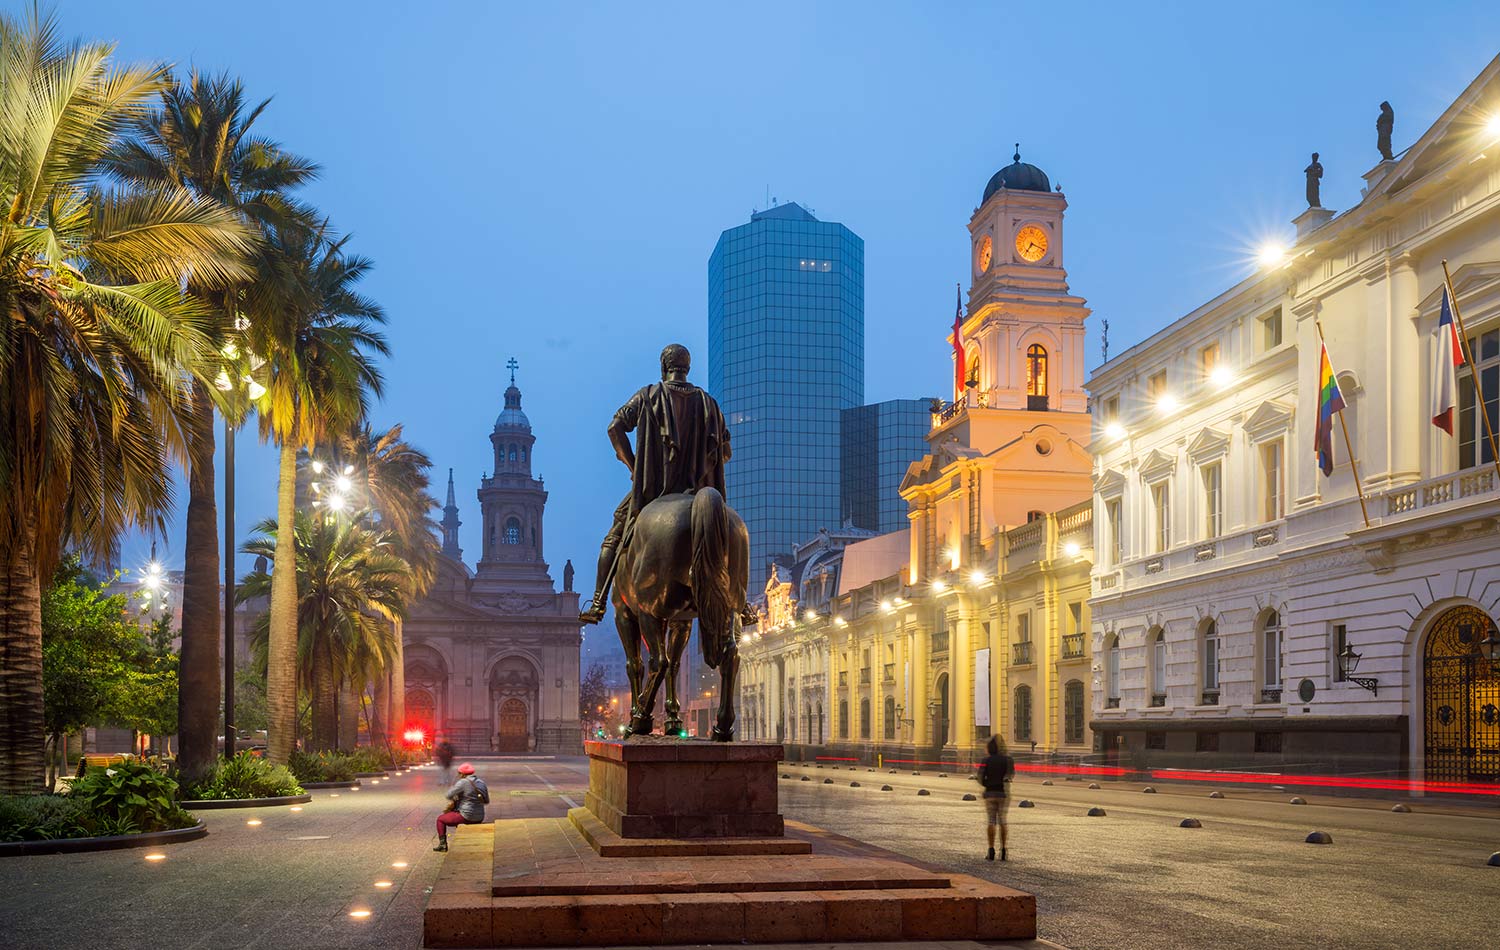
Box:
[1362,158,1399,196]
[583,737,784,838]
[1294,205,1337,239]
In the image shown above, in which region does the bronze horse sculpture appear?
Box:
[612,487,749,740]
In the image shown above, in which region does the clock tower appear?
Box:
[955,146,1091,436]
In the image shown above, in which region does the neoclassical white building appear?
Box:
[1087,57,1500,786]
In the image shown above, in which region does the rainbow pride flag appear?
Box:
[1315,343,1347,477]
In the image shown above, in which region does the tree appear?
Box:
[248,219,387,763]
[0,8,253,793]
[104,71,317,781]
[240,511,406,751]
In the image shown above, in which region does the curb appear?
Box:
[353,771,387,778]
[299,780,361,789]
[0,820,207,857]
[181,793,312,809]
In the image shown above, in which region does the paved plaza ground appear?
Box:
[1,756,1496,950]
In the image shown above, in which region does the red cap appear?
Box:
[457,762,475,775]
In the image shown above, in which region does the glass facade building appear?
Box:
[840,398,935,534]
[708,202,864,592]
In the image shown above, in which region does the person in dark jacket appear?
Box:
[978,736,1015,861]
[433,763,489,852]
[434,739,455,786]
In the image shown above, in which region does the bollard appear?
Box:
[1289,797,1307,805]
[881,784,893,791]
[962,793,977,801]
[1142,786,1157,794]
[1041,780,1053,786]
[1391,804,1411,813]
[1087,807,1107,817]
[1209,791,1224,799]
[1305,831,1333,844]
[1489,852,1500,867]
[850,781,861,788]
[1088,783,1101,790]
[1018,800,1035,808]
[823,778,834,785]
[781,773,790,779]
[800,776,810,782]
[1180,818,1202,828]
[917,789,930,796]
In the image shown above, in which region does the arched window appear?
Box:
[859,698,871,739]
[508,444,518,462]
[884,696,896,739]
[520,446,528,463]
[1063,680,1085,743]
[964,344,981,388]
[838,700,849,739]
[1258,609,1284,700]
[1013,684,1032,741]
[1151,628,1168,705]
[1201,619,1221,701]
[504,517,521,545]
[1105,635,1120,704]
[1026,344,1048,399]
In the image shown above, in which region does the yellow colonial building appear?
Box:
[738,150,1099,764]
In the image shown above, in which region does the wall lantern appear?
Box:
[1336,644,1378,696]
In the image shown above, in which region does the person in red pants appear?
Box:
[433,763,489,852]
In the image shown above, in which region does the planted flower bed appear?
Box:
[0,761,203,856]
[179,751,306,807]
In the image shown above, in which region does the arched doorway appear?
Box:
[1424,605,1500,784]
[497,699,529,753]
[406,689,436,738]
[933,673,950,748]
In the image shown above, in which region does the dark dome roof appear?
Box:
[983,146,1051,203]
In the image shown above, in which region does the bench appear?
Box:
[74,753,129,779]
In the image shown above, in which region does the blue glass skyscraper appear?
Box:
[840,399,935,534]
[708,202,864,593]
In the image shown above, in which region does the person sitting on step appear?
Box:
[433,762,489,852]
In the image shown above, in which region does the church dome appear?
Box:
[982,146,1051,203]
[494,383,530,430]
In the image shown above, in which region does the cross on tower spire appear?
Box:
[506,357,518,384]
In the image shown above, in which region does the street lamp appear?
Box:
[1479,628,1500,673]
[1336,644,1378,696]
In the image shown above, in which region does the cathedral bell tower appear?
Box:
[473,359,554,595]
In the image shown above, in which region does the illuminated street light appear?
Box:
[931,579,948,593]
[1156,393,1179,414]
[969,570,986,585]
[1104,422,1127,441]
[326,494,348,513]
[335,474,353,492]
[1209,365,1234,388]
[880,600,894,613]
[1486,113,1500,140]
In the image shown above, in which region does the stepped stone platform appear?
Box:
[423,739,1036,948]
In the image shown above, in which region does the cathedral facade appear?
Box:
[402,370,583,754]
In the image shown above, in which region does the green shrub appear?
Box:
[182,752,303,800]
[0,795,93,842]
[289,750,357,783]
[66,760,194,834]
[342,747,387,773]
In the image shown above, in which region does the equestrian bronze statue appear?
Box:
[580,344,751,740]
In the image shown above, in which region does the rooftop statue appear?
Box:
[1304,152,1324,208]
[1377,101,1395,162]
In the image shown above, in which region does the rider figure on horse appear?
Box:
[580,343,753,626]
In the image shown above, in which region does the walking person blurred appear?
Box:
[435,738,455,787]
[433,763,489,852]
[979,736,1015,861]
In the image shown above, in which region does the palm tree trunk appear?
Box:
[0,513,46,795]
[266,444,300,764]
[338,679,359,750]
[177,383,221,781]
[389,618,406,740]
[310,635,337,752]
[371,668,389,745]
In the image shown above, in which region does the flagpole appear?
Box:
[1441,260,1500,480]
[1315,320,1370,527]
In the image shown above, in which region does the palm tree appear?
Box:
[250,220,387,763]
[240,511,406,751]
[0,8,253,793]
[336,423,441,742]
[103,71,317,781]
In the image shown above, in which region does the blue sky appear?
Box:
[67,0,1500,590]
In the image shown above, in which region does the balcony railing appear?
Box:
[883,663,896,683]
[1105,696,1121,709]
[859,668,871,685]
[931,631,949,655]
[1200,689,1220,706]
[1384,466,1497,517]
[1260,688,1283,704]
[1061,633,1085,659]
[1149,693,1166,708]
[1012,641,1033,665]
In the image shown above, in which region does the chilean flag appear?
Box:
[951,284,966,399]
[1432,288,1464,435]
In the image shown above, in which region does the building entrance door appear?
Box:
[497,698,529,753]
[933,673,950,748]
[1424,605,1500,785]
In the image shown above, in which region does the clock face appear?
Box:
[976,235,993,273]
[1015,224,1048,263]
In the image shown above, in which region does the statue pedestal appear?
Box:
[583,738,785,838]
[1294,205,1337,239]
[1362,158,1399,196]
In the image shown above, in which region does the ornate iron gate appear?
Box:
[1424,606,1500,784]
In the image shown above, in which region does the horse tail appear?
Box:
[690,488,736,669]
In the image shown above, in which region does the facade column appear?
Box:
[1387,256,1422,485]
[846,632,858,745]
[911,627,930,748]
[952,597,975,754]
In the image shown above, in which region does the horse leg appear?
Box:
[632,615,669,735]
[616,607,645,738]
[662,620,692,736]
[711,644,739,742]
